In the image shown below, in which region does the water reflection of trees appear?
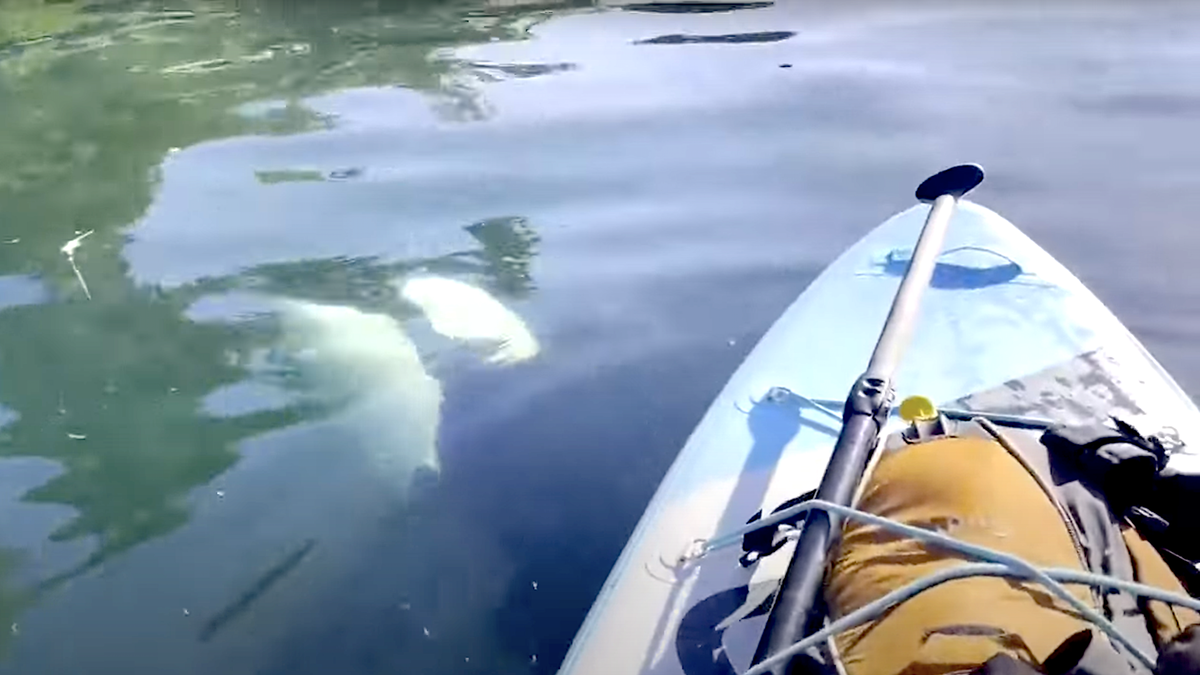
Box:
[0,0,560,654]
[0,287,305,582]
[225,216,541,304]
[0,0,578,263]
[0,212,540,601]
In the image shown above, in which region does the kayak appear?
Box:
[558,171,1200,675]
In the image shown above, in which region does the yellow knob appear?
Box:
[899,395,938,422]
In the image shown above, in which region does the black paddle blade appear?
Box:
[916,164,985,202]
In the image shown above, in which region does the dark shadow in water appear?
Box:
[200,539,318,642]
[634,31,795,45]
[619,2,773,14]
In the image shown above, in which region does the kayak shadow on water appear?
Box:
[640,394,839,675]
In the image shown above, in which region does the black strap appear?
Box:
[740,489,817,567]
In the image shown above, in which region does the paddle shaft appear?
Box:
[751,192,964,674]
[867,194,959,377]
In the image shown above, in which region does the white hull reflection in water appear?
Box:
[276,276,538,488]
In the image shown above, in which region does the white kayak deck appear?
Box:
[559,200,1200,675]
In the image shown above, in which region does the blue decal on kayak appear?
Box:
[880,246,1024,290]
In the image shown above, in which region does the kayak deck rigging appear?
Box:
[678,497,1200,675]
[748,387,1056,431]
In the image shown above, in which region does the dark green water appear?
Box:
[3,1,1200,673]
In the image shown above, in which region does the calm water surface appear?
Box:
[3,1,1200,673]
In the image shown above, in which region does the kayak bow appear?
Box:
[558,165,1200,675]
